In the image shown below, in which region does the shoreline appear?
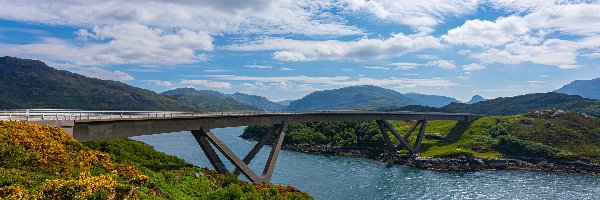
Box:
[279,143,600,175]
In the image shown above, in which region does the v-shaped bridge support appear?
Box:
[376,119,427,156]
[191,123,287,183]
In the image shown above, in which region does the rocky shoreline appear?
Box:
[282,144,600,175]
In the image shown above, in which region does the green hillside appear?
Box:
[243,110,600,163]
[0,56,196,111]
[441,92,600,117]
[161,88,259,112]
[394,92,600,117]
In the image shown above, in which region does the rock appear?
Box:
[425,133,446,140]
[521,119,534,125]
[550,109,566,117]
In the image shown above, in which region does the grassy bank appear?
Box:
[243,110,600,163]
[0,121,311,199]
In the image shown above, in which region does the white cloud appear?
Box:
[389,62,422,70]
[279,67,294,71]
[426,59,457,69]
[462,63,485,71]
[208,74,459,88]
[227,33,443,61]
[343,0,479,33]
[447,3,600,69]
[243,65,273,69]
[472,39,584,69]
[273,51,311,61]
[364,66,390,70]
[443,16,530,47]
[0,23,212,66]
[0,0,362,36]
[180,79,232,89]
[204,69,232,72]
[48,62,135,81]
[142,80,174,87]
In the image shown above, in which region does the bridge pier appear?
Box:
[192,123,288,183]
[376,120,427,156]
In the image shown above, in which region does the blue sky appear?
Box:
[1,0,599,102]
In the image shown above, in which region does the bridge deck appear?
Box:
[0,110,480,142]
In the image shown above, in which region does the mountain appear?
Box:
[0,56,197,111]
[555,77,600,100]
[287,85,419,110]
[277,100,292,106]
[466,95,485,104]
[227,93,286,111]
[162,88,285,111]
[443,92,600,117]
[161,88,258,112]
[403,92,460,108]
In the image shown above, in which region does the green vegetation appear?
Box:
[395,92,600,117]
[0,121,311,199]
[243,110,600,163]
[0,56,197,111]
[162,88,259,112]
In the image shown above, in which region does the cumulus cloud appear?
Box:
[180,79,232,89]
[447,3,600,69]
[443,16,530,47]
[227,33,443,61]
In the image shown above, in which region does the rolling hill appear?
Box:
[0,56,197,111]
[555,77,600,100]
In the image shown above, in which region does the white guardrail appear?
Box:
[0,109,383,121]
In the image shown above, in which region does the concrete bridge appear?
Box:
[1,109,480,183]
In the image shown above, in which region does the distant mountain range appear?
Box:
[555,77,600,100]
[286,85,460,111]
[396,92,600,117]
[161,88,259,112]
[0,56,196,111]
[2,56,598,116]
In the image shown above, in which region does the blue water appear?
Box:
[132,127,600,200]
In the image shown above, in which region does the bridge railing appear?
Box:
[0,109,396,121]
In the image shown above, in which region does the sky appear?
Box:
[1,0,599,102]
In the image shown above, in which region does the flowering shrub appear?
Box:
[1,121,312,199]
[0,121,148,199]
